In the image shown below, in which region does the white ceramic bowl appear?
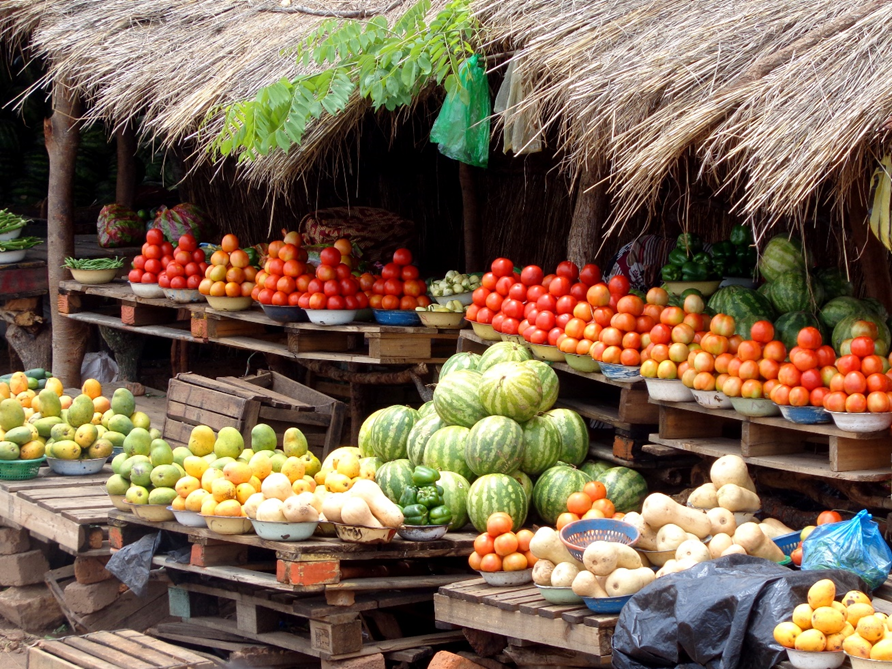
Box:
[691,389,733,409]
[846,653,892,669]
[46,457,107,476]
[128,503,176,522]
[729,397,781,417]
[305,309,357,326]
[0,249,26,264]
[529,343,565,362]
[599,362,644,383]
[435,292,473,307]
[645,378,695,402]
[478,568,533,586]
[827,411,892,432]
[786,649,845,669]
[250,519,318,542]
[202,515,254,535]
[129,282,165,299]
[169,508,207,527]
[69,268,119,285]
[205,295,253,312]
[163,287,203,304]
[0,227,23,241]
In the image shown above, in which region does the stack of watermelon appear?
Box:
[358,345,649,530]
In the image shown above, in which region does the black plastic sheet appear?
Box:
[612,554,865,669]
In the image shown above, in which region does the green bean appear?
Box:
[0,209,29,234]
[63,256,124,270]
[0,237,42,252]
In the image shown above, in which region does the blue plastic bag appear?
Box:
[801,509,892,590]
[430,54,491,168]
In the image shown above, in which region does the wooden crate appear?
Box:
[28,629,217,668]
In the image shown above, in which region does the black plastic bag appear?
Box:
[612,554,865,669]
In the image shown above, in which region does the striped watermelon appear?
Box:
[775,311,824,351]
[369,405,418,462]
[544,408,588,465]
[406,413,445,466]
[816,268,854,300]
[596,466,648,513]
[433,369,487,428]
[439,352,480,380]
[423,425,475,482]
[833,314,891,356]
[417,401,437,418]
[375,459,414,504]
[519,415,561,476]
[477,341,532,373]
[707,285,775,324]
[863,298,888,319]
[467,473,529,532]
[767,271,824,313]
[479,362,543,422]
[580,459,613,480]
[358,408,385,458]
[510,470,533,501]
[532,465,591,525]
[439,470,471,530]
[759,235,807,282]
[522,360,559,412]
[819,296,866,330]
[466,416,524,476]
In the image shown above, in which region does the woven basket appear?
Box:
[0,457,45,481]
[560,519,640,562]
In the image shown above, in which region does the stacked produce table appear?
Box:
[108,509,475,660]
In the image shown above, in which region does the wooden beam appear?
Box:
[115,123,138,209]
[459,162,482,272]
[567,165,608,267]
[46,81,88,387]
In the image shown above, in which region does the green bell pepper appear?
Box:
[399,486,418,507]
[401,504,429,525]
[416,486,442,509]
[711,240,735,260]
[711,260,727,278]
[692,252,712,266]
[661,264,682,282]
[682,260,709,281]
[667,247,689,267]
[676,233,704,255]
[412,466,440,486]
[244,247,259,267]
[730,224,753,247]
[429,505,453,526]
[738,246,758,268]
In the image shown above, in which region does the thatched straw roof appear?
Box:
[3,0,891,229]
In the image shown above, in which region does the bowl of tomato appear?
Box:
[826,411,892,433]
[260,304,308,323]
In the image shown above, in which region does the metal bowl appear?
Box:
[435,292,473,307]
[128,503,176,522]
[169,508,207,527]
[70,268,118,285]
[250,519,318,542]
[536,585,583,605]
[663,280,722,297]
[691,389,733,409]
[108,494,130,512]
[729,397,780,417]
[205,295,253,312]
[564,353,599,373]
[0,227,22,242]
[778,404,831,424]
[396,524,449,542]
[315,521,337,536]
[581,594,632,614]
[469,321,501,341]
[827,411,892,432]
[529,343,565,362]
[786,649,845,669]
[0,249,26,264]
[373,309,422,326]
[599,362,644,383]
[260,304,307,323]
[417,311,466,329]
[129,282,165,299]
[305,309,357,325]
[162,287,203,304]
[478,569,532,586]
[202,515,254,535]
[846,653,892,669]
[46,457,107,476]
[333,523,397,544]
[500,333,527,346]
[645,378,694,402]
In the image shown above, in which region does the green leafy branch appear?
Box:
[209,0,478,162]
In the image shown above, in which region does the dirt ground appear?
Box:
[0,620,65,668]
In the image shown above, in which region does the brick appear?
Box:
[428,651,485,669]
[63,578,120,615]
[0,550,48,586]
[0,526,30,555]
[321,652,385,669]
[0,584,65,632]
[277,559,339,586]
[74,556,112,584]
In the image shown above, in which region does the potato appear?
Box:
[706,507,737,536]
[721,543,747,557]
[551,562,580,587]
[605,567,655,597]
[642,493,712,538]
[572,570,607,598]
[532,559,556,586]
[733,522,784,561]
[687,483,718,510]
[655,523,688,552]
[708,533,734,559]
[716,484,760,513]
[710,455,755,492]
[583,541,642,576]
[529,527,584,569]
[675,539,711,563]
[621,512,658,551]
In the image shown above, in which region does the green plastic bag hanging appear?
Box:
[430,54,491,168]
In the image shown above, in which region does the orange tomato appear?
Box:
[582,508,606,520]
[556,512,580,530]
[616,295,644,316]
[523,550,538,567]
[516,529,534,553]
[817,510,842,525]
[566,492,593,515]
[591,498,615,518]
[790,546,803,566]
[479,553,502,572]
[221,234,240,253]
[584,480,607,502]
[502,552,529,572]
[487,512,514,537]
[468,552,483,570]
[473,534,495,555]
[612,512,626,521]
[494,532,519,557]
[620,348,641,366]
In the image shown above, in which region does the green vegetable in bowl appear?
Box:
[0,209,29,235]
[63,256,125,270]
[0,237,42,252]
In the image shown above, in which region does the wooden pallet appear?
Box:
[28,628,218,668]
[434,578,615,663]
[1,258,48,299]
[650,400,892,481]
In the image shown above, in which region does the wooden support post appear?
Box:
[567,165,608,267]
[459,162,482,272]
[46,82,89,387]
[115,123,138,209]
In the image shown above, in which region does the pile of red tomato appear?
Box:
[467,513,536,574]
[298,245,368,311]
[197,234,257,299]
[819,332,892,413]
[156,233,208,291]
[368,248,431,311]
[556,480,620,531]
[129,228,177,285]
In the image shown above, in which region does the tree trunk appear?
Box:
[848,186,892,313]
[45,83,88,388]
[567,165,608,267]
[459,162,482,272]
[115,123,138,209]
